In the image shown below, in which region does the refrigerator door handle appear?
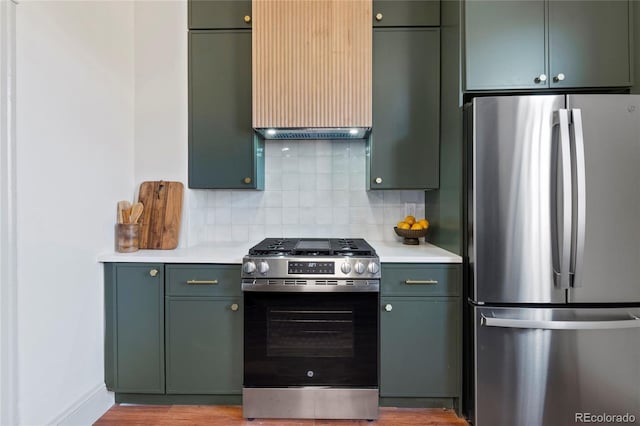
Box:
[554,109,573,290]
[481,314,640,330]
[570,109,586,288]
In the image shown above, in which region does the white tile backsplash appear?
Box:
[188,140,427,244]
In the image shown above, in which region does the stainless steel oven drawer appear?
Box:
[166,264,240,297]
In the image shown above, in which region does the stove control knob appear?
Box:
[243,261,256,274]
[367,262,380,274]
[340,262,352,274]
[354,262,366,274]
[258,261,270,274]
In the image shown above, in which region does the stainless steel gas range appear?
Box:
[241,238,380,420]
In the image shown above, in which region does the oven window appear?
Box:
[267,307,354,358]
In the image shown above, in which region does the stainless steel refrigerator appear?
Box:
[466,95,640,426]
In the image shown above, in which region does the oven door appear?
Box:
[244,291,378,388]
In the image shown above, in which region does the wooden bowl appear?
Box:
[394,226,428,245]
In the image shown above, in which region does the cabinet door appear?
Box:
[380,297,459,397]
[189,30,263,189]
[370,28,440,190]
[104,263,164,393]
[464,0,546,90]
[166,297,243,394]
[548,0,631,88]
[189,0,252,30]
[372,0,440,27]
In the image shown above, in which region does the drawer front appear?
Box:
[381,264,461,297]
[166,264,241,297]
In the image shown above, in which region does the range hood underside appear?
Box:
[255,127,371,140]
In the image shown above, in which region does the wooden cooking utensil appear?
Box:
[117,200,131,224]
[129,202,144,224]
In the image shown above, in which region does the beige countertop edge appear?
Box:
[97,240,462,264]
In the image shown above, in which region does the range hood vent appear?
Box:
[252,0,372,139]
[256,127,370,140]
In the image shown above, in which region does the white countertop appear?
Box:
[97,240,462,264]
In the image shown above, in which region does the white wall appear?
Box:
[133,0,189,247]
[16,1,134,424]
[1,1,18,424]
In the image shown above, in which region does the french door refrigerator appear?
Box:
[466,95,640,426]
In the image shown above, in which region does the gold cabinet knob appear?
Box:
[375,13,383,21]
[231,303,239,312]
[149,269,159,277]
[374,177,383,184]
[244,15,251,24]
[243,177,252,184]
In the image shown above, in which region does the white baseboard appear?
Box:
[49,384,114,426]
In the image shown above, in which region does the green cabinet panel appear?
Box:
[380,297,459,397]
[369,28,440,190]
[165,297,243,394]
[189,0,252,30]
[381,264,461,297]
[464,0,546,90]
[464,0,632,90]
[548,1,631,88]
[166,264,241,297]
[372,0,440,27]
[189,30,264,189]
[104,263,164,394]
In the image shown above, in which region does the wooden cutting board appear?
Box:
[138,181,184,249]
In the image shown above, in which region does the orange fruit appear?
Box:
[418,219,429,229]
[397,221,411,230]
[410,223,423,230]
[404,215,416,225]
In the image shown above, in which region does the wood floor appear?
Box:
[94,405,469,426]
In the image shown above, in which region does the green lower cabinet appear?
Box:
[165,297,243,394]
[380,297,459,398]
[104,263,165,394]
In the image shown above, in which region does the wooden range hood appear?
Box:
[252,0,372,140]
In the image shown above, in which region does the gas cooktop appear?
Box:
[248,238,377,257]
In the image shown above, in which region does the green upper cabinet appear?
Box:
[372,0,440,27]
[104,263,165,394]
[548,1,631,88]
[189,0,252,30]
[464,0,632,90]
[369,28,440,190]
[464,0,546,90]
[189,30,264,189]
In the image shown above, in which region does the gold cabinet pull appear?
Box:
[375,12,383,21]
[244,15,251,24]
[149,269,159,277]
[405,280,438,285]
[231,303,239,312]
[243,177,252,184]
[186,280,219,285]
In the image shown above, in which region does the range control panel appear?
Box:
[288,262,335,275]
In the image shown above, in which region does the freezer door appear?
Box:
[567,95,640,303]
[473,306,640,426]
[470,95,566,303]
